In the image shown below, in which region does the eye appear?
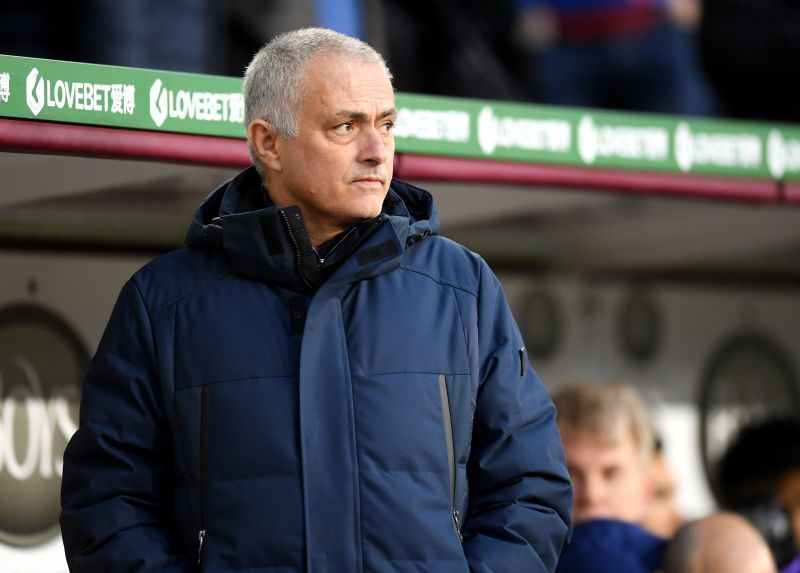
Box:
[602,466,621,481]
[333,122,354,134]
[381,120,395,133]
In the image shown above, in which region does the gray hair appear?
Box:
[244,27,393,172]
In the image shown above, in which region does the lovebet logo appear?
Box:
[25,67,135,117]
[673,122,762,173]
[577,115,669,166]
[26,68,45,116]
[766,129,800,180]
[149,78,245,128]
[477,106,570,156]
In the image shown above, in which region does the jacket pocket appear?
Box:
[197,383,210,570]
[438,374,463,544]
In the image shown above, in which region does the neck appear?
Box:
[303,215,347,249]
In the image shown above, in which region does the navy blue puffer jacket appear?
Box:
[60,167,572,572]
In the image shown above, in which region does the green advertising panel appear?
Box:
[0,55,245,137]
[394,93,800,182]
[2,55,800,181]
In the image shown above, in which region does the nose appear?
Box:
[358,125,392,165]
[577,473,607,510]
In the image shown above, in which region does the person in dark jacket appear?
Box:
[555,519,665,573]
[59,27,572,572]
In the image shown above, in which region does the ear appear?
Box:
[247,119,282,172]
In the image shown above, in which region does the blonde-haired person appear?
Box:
[553,381,655,525]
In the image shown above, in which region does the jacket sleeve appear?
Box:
[60,278,193,572]
[462,261,572,573]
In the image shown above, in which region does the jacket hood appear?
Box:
[186,166,440,291]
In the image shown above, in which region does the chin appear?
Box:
[356,199,386,219]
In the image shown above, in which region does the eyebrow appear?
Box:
[332,108,397,121]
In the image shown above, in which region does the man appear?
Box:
[552,382,655,525]
[663,512,777,573]
[59,28,572,572]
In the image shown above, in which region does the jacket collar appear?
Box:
[186,166,439,292]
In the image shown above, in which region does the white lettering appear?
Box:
[0,358,80,481]
[692,133,761,168]
[596,126,668,161]
[39,77,128,114]
[580,115,670,165]
[0,72,10,103]
[92,82,104,111]
[394,108,470,143]
[496,117,571,153]
[167,90,240,123]
[786,140,800,173]
[1,367,40,481]
[150,80,241,125]
[76,82,86,110]
[123,84,135,114]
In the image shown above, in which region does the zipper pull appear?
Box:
[452,509,463,544]
[197,529,206,564]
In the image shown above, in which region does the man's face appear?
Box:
[562,430,652,524]
[272,54,396,234]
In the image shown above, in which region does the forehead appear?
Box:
[299,54,394,115]
[562,431,641,468]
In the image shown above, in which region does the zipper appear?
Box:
[348,215,385,254]
[198,384,210,567]
[438,374,462,544]
[279,209,314,292]
[197,530,206,567]
[312,224,359,264]
[281,209,385,290]
[452,509,463,544]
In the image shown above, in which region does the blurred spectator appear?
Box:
[642,436,684,538]
[227,0,386,77]
[0,2,81,62]
[553,381,655,525]
[716,418,800,568]
[381,0,534,101]
[0,1,383,78]
[79,0,228,73]
[783,555,800,573]
[513,0,715,115]
[3,0,800,126]
[781,464,800,573]
[663,511,777,573]
[781,555,800,573]
[556,519,665,573]
[700,0,800,123]
[0,0,227,73]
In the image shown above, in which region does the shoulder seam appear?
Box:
[136,268,235,316]
[398,265,478,298]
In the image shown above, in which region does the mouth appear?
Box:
[352,177,385,189]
